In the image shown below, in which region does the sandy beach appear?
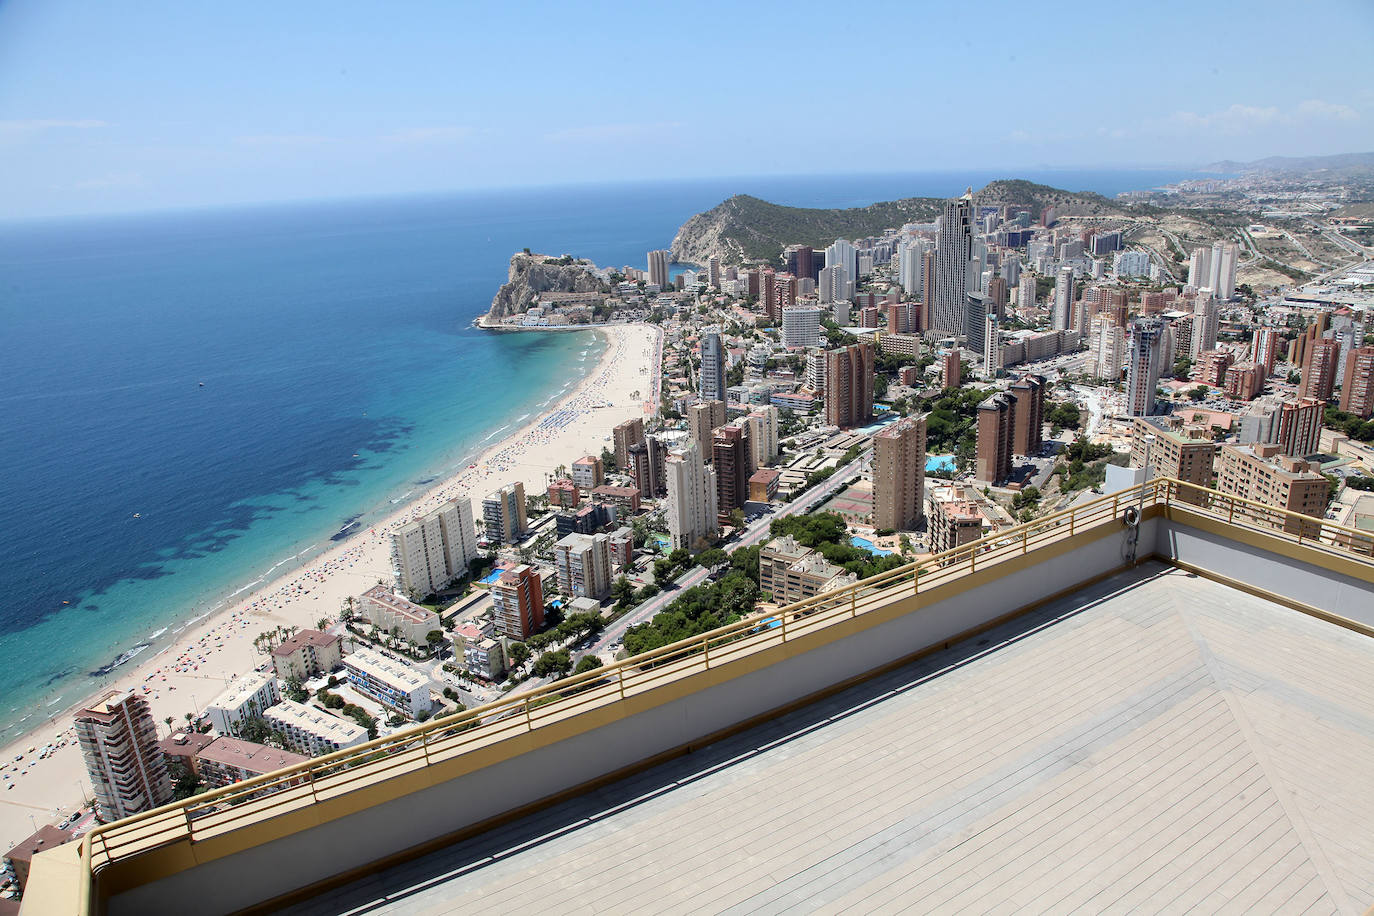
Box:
[0,321,662,850]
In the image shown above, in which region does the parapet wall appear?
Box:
[107,517,1152,915]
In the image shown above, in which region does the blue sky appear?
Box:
[2,0,1372,218]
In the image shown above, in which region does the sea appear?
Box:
[0,167,1204,741]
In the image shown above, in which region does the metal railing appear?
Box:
[69,477,1374,913]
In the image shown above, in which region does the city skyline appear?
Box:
[1,0,1372,218]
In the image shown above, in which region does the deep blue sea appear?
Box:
[0,168,1202,740]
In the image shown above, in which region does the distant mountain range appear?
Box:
[1201,151,1374,176]
[670,180,1126,266]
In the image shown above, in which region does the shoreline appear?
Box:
[0,321,662,849]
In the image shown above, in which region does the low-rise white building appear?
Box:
[343,647,432,719]
[206,672,280,737]
[358,585,441,645]
[262,699,368,757]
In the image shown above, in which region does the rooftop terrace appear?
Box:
[289,563,1373,915]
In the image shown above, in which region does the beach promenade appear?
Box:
[0,322,661,851]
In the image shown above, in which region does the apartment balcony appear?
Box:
[23,479,1374,915]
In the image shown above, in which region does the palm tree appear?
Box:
[164,716,173,736]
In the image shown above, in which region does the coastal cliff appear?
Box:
[487,253,606,319]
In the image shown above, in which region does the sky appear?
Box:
[2,0,1373,219]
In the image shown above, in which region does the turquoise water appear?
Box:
[850,537,894,557]
[479,569,506,585]
[926,454,957,473]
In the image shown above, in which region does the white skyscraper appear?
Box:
[824,239,858,285]
[781,305,822,348]
[1191,288,1218,359]
[933,191,974,336]
[1126,319,1166,417]
[1092,313,1125,381]
[983,314,1001,380]
[699,326,725,402]
[1188,246,1211,290]
[1214,242,1238,299]
[898,238,930,295]
[391,497,479,598]
[1017,273,1036,307]
[1052,265,1075,331]
[665,442,718,552]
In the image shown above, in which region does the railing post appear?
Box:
[912,566,919,596]
[308,766,319,803]
[523,696,534,732]
[1228,498,1235,525]
[850,587,857,616]
[703,634,711,668]
[618,667,627,700]
[1069,510,1075,536]
[969,544,976,573]
[780,608,788,642]
[1022,527,1028,555]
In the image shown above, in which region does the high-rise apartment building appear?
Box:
[491,563,544,639]
[707,256,721,288]
[941,347,961,390]
[1339,346,1374,418]
[965,292,989,356]
[781,305,822,348]
[983,314,1001,380]
[1299,338,1339,402]
[933,191,974,335]
[1224,362,1265,401]
[1196,349,1235,387]
[1017,273,1036,309]
[975,392,1016,485]
[873,413,928,531]
[481,482,526,544]
[627,437,665,498]
[712,423,753,522]
[823,342,874,429]
[391,497,479,598]
[824,239,858,287]
[745,405,779,468]
[1216,444,1328,535]
[1091,313,1125,381]
[1126,319,1166,417]
[1009,374,1046,458]
[687,400,727,453]
[1253,327,1281,376]
[1047,265,1072,332]
[664,442,718,552]
[570,455,604,491]
[698,327,726,402]
[554,533,613,600]
[612,416,645,473]
[76,690,173,822]
[1242,396,1325,458]
[1131,416,1217,502]
[647,249,669,288]
[1191,289,1218,359]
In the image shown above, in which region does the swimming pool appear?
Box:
[478,568,504,585]
[925,454,956,474]
[850,536,894,556]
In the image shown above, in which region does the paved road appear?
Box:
[582,448,874,658]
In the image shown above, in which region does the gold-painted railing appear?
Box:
[70,477,1374,913]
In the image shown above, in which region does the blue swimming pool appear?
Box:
[479,568,504,585]
[850,536,893,556]
[926,454,956,474]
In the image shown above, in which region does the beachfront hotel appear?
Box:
[270,628,342,681]
[390,497,480,599]
[204,671,280,737]
[358,584,440,646]
[342,647,432,720]
[261,699,368,757]
[481,482,526,545]
[74,690,172,823]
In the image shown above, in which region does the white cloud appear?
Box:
[1296,99,1359,122]
[0,119,108,141]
